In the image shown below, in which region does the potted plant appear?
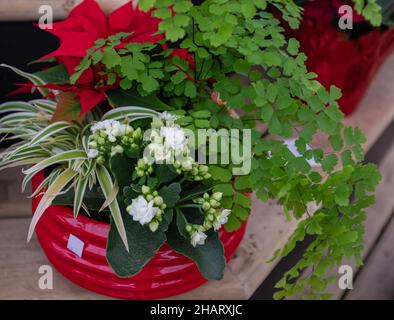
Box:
[289,0,394,115]
[0,0,382,300]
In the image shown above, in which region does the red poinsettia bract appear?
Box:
[40,0,164,115]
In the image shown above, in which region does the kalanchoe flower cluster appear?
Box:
[143,112,211,181]
[186,192,232,247]
[126,186,167,232]
[135,158,154,177]
[188,163,211,181]
[88,120,142,164]
[144,116,190,165]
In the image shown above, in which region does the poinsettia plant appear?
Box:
[288,0,394,115]
[0,0,384,299]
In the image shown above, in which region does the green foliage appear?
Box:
[0,97,131,248]
[34,64,70,84]
[53,184,107,213]
[134,0,383,299]
[158,183,182,208]
[71,33,198,104]
[166,220,226,280]
[106,87,172,111]
[110,153,136,188]
[295,0,386,26]
[106,203,169,278]
[353,0,383,26]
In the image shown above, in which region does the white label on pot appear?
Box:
[67,234,84,258]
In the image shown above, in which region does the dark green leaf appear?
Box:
[110,153,136,188]
[106,204,168,278]
[166,222,226,280]
[53,185,107,212]
[107,88,172,111]
[179,184,213,203]
[159,183,181,208]
[155,165,178,185]
[176,209,189,239]
[34,64,70,84]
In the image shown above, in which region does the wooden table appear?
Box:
[0,0,130,21]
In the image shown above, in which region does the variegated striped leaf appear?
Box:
[23,150,87,175]
[96,165,129,252]
[0,157,46,171]
[29,122,72,147]
[0,112,39,125]
[103,106,159,121]
[0,101,38,114]
[27,168,78,242]
[31,99,56,114]
[1,64,50,96]
[28,168,62,198]
[73,174,90,218]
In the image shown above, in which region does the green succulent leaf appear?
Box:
[166,221,226,280]
[106,204,168,278]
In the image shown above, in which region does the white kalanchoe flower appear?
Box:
[144,113,191,166]
[160,126,187,151]
[91,119,114,133]
[190,230,208,247]
[180,156,194,171]
[147,143,172,163]
[91,120,130,140]
[160,111,180,123]
[213,209,231,231]
[126,196,158,226]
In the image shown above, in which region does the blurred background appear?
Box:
[0,0,393,300]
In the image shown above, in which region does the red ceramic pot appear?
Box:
[287,0,394,115]
[32,171,247,299]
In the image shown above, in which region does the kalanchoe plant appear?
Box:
[0,0,385,299]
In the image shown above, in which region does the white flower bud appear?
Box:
[153,196,164,206]
[202,202,211,211]
[212,192,223,202]
[149,220,159,232]
[210,199,220,208]
[111,145,124,156]
[141,186,151,195]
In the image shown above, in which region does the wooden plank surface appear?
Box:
[0,218,109,300]
[0,167,31,219]
[0,0,131,21]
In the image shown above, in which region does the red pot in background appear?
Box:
[32,171,247,299]
[288,0,394,115]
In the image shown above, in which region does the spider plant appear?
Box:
[0,67,159,251]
